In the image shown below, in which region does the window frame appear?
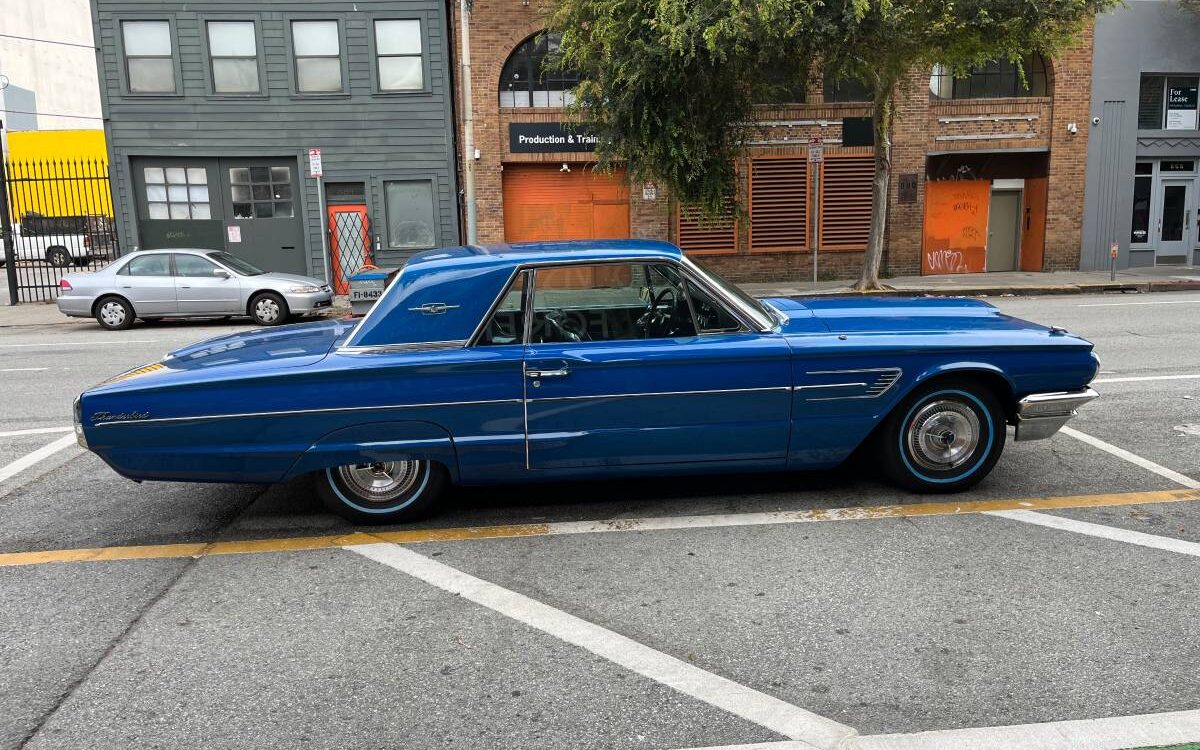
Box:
[286,17,348,96]
[199,16,267,97]
[369,16,430,95]
[116,17,183,97]
[498,31,583,109]
[1139,74,1200,131]
[468,259,754,348]
[930,54,1049,101]
[378,176,440,252]
[172,252,222,278]
[117,253,174,277]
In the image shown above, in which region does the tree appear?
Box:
[551,0,1118,289]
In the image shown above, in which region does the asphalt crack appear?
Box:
[16,483,271,749]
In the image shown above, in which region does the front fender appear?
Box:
[283,420,460,483]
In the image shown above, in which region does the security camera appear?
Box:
[1092,116,1101,126]
[1066,122,1078,135]
[560,163,571,173]
[473,148,480,161]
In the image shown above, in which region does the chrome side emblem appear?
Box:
[408,302,461,315]
[92,410,151,424]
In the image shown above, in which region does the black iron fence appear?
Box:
[1,158,120,304]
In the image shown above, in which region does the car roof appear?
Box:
[125,248,215,254]
[405,239,683,272]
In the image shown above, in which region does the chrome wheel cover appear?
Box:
[99,301,126,327]
[255,297,280,323]
[906,399,981,472]
[335,461,423,505]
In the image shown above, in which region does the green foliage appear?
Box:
[550,0,1119,216]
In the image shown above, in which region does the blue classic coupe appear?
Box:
[74,240,1099,523]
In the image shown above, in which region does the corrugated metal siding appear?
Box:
[676,203,736,255]
[818,154,874,251]
[94,0,459,277]
[1091,100,1127,268]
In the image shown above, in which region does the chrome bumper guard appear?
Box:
[1013,387,1099,442]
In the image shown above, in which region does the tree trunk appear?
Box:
[853,78,894,292]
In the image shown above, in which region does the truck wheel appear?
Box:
[46,247,71,268]
[94,296,135,331]
[315,460,447,524]
[878,380,1005,493]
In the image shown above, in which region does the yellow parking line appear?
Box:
[1,489,1197,569]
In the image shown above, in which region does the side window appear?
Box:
[476,272,526,346]
[685,280,743,333]
[531,263,697,343]
[174,254,220,277]
[125,255,172,277]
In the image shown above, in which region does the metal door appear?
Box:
[986,190,1022,272]
[327,204,371,294]
[130,158,224,251]
[219,158,307,275]
[1156,179,1192,263]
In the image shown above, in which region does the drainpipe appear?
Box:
[458,0,478,245]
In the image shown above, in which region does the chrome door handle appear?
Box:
[525,368,569,378]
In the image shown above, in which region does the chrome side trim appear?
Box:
[794,382,868,391]
[336,340,468,355]
[527,386,791,402]
[92,398,524,427]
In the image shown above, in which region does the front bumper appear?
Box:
[283,287,334,314]
[1013,387,1099,442]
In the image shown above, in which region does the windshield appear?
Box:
[683,256,777,329]
[207,251,264,276]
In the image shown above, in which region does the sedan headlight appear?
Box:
[288,286,322,294]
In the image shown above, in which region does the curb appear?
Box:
[782,279,1200,298]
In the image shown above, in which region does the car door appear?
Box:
[116,254,177,316]
[173,253,242,314]
[522,261,792,470]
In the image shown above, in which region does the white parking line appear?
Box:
[0,434,77,485]
[0,339,158,348]
[0,367,49,373]
[1092,373,1200,384]
[348,542,856,750]
[0,426,73,438]
[1077,299,1200,307]
[850,708,1200,750]
[987,509,1200,557]
[1060,426,1200,489]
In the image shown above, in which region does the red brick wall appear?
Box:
[454,3,1093,279]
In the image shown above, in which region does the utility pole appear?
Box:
[458,0,478,245]
[0,118,17,305]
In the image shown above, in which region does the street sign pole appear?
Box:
[308,148,331,284]
[1110,241,1119,282]
[809,138,824,286]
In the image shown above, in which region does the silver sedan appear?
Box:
[57,249,334,330]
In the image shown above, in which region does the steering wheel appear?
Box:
[636,286,682,338]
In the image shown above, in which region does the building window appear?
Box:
[499,32,582,108]
[824,73,871,103]
[383,180,437,249]
[144,167,209,220]
[1131,162,1152,245]
[374,20,423,91]
[230,167,293,219]
[929,54,1048,100]
[207,21,260,94]
[121,21,175,94]
[292,21,342,93]
[1139,75,1199,130]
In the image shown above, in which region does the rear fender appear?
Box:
[283,420,460,482]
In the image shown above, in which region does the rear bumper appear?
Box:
[57,295,94,317]
[1013,387,1099,442]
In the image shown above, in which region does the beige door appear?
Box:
[986,190,1022,272]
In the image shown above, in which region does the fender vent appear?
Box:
[797,368,903,401]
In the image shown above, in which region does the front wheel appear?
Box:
[878,381,1005,493]
[315,460,447,524]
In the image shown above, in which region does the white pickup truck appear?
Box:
[0,215,116,268]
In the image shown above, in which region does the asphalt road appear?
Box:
[1,291,1199,750]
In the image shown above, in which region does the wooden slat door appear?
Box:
[503,165,630,243]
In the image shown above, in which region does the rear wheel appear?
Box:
[315,460,447,524]
[94,296,134,331]
[249,292,288,326]
[46,247,71,267]
[878,380,1005,493]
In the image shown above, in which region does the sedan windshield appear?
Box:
[207,251,264,276]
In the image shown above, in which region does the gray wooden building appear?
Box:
[90,0,459,288]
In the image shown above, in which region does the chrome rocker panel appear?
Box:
[1013,387,1099,442]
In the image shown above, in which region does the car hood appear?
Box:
[254,272,329,287]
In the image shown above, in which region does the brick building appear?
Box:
[455,3,1094,281]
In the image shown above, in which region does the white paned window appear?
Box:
[208,21,260,94]
[122,20,175,93]
[293,20,343,93]
[374,20,423,91]
[145,167,210,220]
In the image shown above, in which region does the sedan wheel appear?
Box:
[95,297,134,331]
[250,292,288,326]
[878,380,1005,493]
[315,460,447,524]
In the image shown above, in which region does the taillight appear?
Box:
[84,235,91,248]
[59,279,73,292]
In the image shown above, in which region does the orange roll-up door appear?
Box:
[503,165,630,243]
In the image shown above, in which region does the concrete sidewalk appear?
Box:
[3,264,1199,329]
[741,264,1200,298]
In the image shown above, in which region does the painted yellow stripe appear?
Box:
[1,489,1197,569]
